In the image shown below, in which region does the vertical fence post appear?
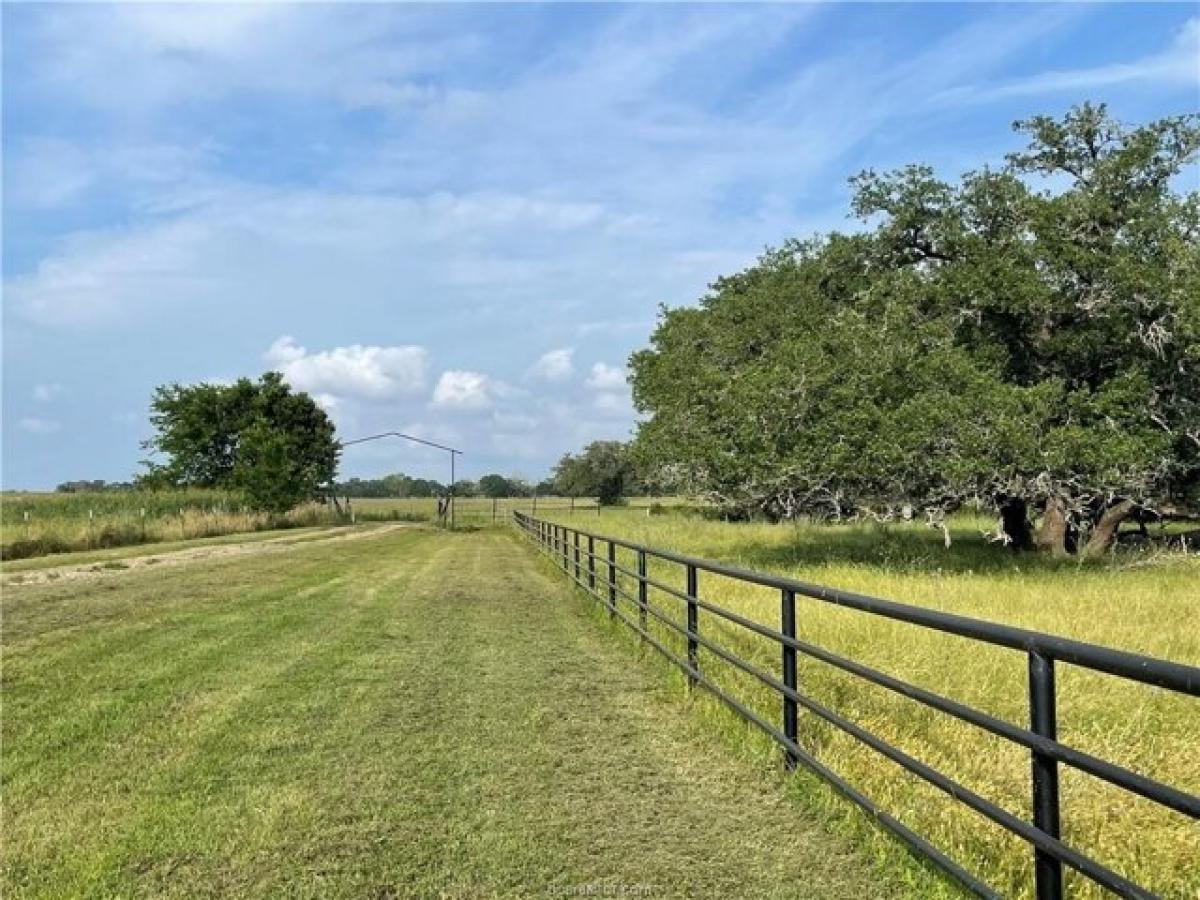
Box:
[588,535,596,590]
[492,497,497,523]
[686,564,699,688]
[781,588,799,770]
[637,549,648,629]
[1028,651,1063,900]
[607,541,617,616]
[573,531,580,581]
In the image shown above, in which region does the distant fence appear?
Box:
[351,496,665,525]
[512,512,1199,900]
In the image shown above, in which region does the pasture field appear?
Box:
[0,490,344,561]
[0,492,682,561]
[532,509,1200,898]
[1,526,910,899]
[349,494,681,524]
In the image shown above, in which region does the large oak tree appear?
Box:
[630,105,1199,556]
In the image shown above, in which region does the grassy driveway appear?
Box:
[2,527,899,899]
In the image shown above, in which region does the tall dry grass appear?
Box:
[535,509,1199,898]
[0,490,343,561]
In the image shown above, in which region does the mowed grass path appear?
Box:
[533,511,1200,897]
[2,527,897,899]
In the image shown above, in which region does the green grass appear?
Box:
[0,524,359,574]
[0,491,681,561]
[531,509,1200,898]
[2,526,912,899]
[349,495,681,525]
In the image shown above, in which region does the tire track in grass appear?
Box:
[4,528,902,899]
[97,537,454,897]
[2,530,437,896]
[390,532,898,899]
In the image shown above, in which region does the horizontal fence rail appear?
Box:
[511,512,1200,900]
[346,497,664,526]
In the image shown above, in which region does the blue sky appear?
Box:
[3,2,1198,489]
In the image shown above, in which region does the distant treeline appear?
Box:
[333,473,556,499]
[55,480,136,493]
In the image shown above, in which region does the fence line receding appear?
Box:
[512,512,1199,900]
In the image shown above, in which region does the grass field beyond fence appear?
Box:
[531,508,1199,899]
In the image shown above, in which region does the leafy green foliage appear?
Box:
[630,105,1200,551]
[478,474,514,498]
[335,473,448,498]
[553,441,634,505]
[141,372,339,513]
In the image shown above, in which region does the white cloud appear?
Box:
[6,2,1151,487]
[6,186,657,328]
[20,4,482,115]
[7,139,93,211]
[33,383,64,403]
[8,216,215,326]
[430,370,497,411]
[19,417,62,435]
[585,362,627,391]
[265,336,429,401]
[529,347,575,382]
[936,16,1200,105]
[593,392,633,415]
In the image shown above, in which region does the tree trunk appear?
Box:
[1081,500,1136,559]
[998,498,1033,550]
[1035,499,1071,558]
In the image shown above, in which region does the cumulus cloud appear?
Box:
[430,370,498,411]
[265,336,428,401]
[529,347,575,382]
[585,362,627,391]
[19,417,62,435]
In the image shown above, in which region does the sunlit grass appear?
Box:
[0,490,365,561]
[2,527,902,899]
[532,509,1199,899]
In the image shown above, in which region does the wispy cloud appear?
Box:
[32,383,64,403]
[4,2,1191,486]
[935,16,1199,105]
[19,417,62,435]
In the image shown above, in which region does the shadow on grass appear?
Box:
[723,522,1107,576]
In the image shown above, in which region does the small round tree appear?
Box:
[141,371,340,514]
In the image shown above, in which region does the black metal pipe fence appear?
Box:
[512,512,1199,900]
